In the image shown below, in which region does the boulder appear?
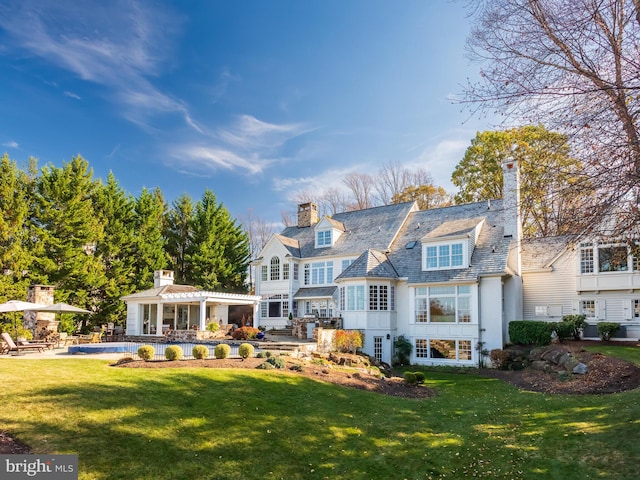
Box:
[531,360,551,372]
[573,362,588,375]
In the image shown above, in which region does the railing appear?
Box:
[119,341,260,361]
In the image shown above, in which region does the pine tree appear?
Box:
[164,193,195,285]
[132,187,168,290]
[30,156,105,315]
[188,190,250,292]
[0,154,32,301]
[92,172,137,326]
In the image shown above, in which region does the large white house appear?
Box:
[254,162,640,366]
[254,163,523,366]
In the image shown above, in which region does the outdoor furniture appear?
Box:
[1,332,48,354]
[19,339,54,350]
[78,332,102,344]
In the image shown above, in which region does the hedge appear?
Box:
[508,320,552,345]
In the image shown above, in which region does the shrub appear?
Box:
[214,343,231,359]
[551,321,575,342]
[256,361,275,370]
[413,371,425,383]
[490,349,511,369]
[256,351,272,358]
[394,335,412,365]
[232,326,260,340]
[165,345,183,361]
[265,356,286,369]
[137,345,155,361]
[289,364,303,372]
[333,329,363,353]
[562,314,586,340]
[192,345,209,360]
[206,322,220,333]
[238,343,255,358]
[597,322,621,341]
[403,371,417,384]
[508,320,553,345]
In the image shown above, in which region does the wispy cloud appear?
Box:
[64,91,81,100]
[2,140,19,149]
[0,0,194,131]
[169,114,313,175]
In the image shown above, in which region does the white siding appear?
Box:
[523,249,576,320]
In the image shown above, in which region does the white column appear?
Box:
[156,302,163,336]
[199,300,207,330]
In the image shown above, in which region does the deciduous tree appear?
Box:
[463,0,640,234]
[452,126,591,237]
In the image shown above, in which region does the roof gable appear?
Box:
[336,249,399,280]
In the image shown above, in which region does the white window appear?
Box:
[261,294,289,318]
[283,263,290,280]
[305,261,333,285]
[634,300,640,318]
[317,230,331,247]
[293,263,299,280]
[579,243,594,274]
[369,285,388,311]
[341,259,354,271]
[414,285,472,323]
[535,305,549,317]
[580,300,596,318]
[270,257,280,281]
[415,339,472,361]
[346,285,365,310]
[598,245,628,272]
[373,336,383,361]
[261,265,268,281]
[424,242,465,270]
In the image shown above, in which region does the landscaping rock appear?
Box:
[573,362,589,375]
[531,360,551,372]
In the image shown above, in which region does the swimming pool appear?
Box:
[68,341,250,359]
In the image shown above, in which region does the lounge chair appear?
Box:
[77,332,102,344]
[1,332,48,354]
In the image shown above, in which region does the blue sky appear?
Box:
[0,0,494,225]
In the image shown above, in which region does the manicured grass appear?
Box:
[1,358,639,479]
[581,344,640,365]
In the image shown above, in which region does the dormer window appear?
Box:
[316,230,332,247]
[423,241,466,270]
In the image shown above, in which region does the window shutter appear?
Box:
[623,300,632,320]
[596,300,606,320]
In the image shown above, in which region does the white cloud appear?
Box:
[64,91,81,100]
[168,115,312,176]
[414,137,470,191]
[2,140,19,149]
[0,0,195,131]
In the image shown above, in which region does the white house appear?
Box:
[522,234,640,340]
[254,162,525,366]
[122,270,260,337]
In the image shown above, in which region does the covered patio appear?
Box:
[122,270,260,340]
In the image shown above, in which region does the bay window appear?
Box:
[414,285,472,323]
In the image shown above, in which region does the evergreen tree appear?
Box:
[132,187,168,290]
[31,156,105,315]
[164,194,195,285]
[0,154,32,301]
[92,172,137,326]
[188,189,250,292]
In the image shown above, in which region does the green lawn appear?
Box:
[1,356,639,480]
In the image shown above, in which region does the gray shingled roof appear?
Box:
[521,235,575,270]
[335,248,399,280]
[278,201,417,258]
[387,200,513,284]
[293,286,338,298]
[274,233,301,257]
[423,217,485,240]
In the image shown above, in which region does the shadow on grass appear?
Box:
[3,363,640,479]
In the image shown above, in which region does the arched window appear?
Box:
[270,256,280,281]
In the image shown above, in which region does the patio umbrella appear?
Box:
[0,300,47,333]
[31,302,91,314]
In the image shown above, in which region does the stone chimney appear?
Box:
[154,270,174,288]
[297,202,318,228]
[502,159,521,241]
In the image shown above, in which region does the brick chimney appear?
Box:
[297,202,318,228]
[154,270,174,288]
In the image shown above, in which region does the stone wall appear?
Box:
[292,317,342,339]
